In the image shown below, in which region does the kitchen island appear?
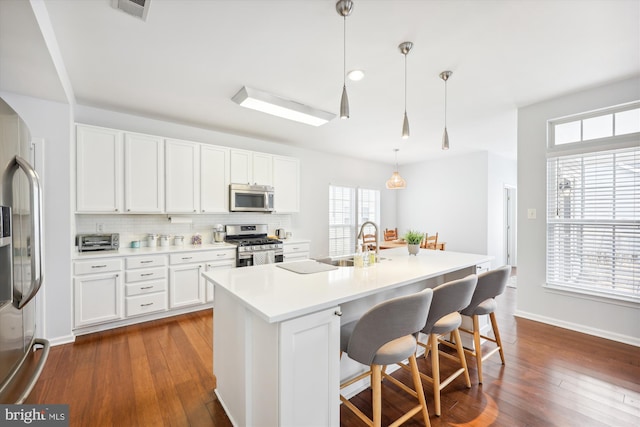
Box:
[202,247,491,427]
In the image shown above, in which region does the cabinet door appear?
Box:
[230,149,252,184]
[76,125,123,213]
[204,260,235,302]
[74,272,123,327]
[273,156,300,212]
[124,133,165,213]
[279,306,341,426]
[165,139,200,213]
[252,152,273,185]
[169,264,205,308]
[200,144,229,213]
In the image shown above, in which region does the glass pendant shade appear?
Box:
[386,149,406,189]
[340,85,350,119]
[442,126,450,150]
[402,112,410,139]
[386,171,407,189]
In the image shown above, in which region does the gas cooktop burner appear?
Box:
[229,237,283,247]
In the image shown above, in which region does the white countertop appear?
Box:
[203,248,491,323]
[73,242,237,259]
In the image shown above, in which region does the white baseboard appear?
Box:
[514,310,640,347]
[46,334,75,346]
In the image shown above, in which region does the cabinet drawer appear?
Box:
[125,255,167,269]
[283,243,310,255]
[125,279,167,297]
[125,267,166,283]
[74,258,122,275]
[125,292,167,317]
[169,249,236,265]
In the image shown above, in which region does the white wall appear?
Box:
[397,151,516,267]
[516,76,640,346]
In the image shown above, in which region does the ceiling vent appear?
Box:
[112,0,151,21]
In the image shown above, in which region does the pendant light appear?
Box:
[386,149,407,189]
[336,0,353,119]
[399,42,413,139]
[440,70,452,150]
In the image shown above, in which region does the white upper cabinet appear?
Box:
[165,139,200,213]
[230,149,273,185]
[124,133,164,213]
[253,152,273,186]
[273,155,300,213]
[200,144,229,213]
[76,124,123,213]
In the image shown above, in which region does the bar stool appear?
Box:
[416,275,477,416]
[459,265,511,384]
[340,288,434,427]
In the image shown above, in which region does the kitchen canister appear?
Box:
[147,233,157,247]
[159,235,170,247]
[130,240,140,248]
[173,235,184,246]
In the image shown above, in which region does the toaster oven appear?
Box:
[76,233,120,252]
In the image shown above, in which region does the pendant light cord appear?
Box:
[444,80,447,128]
[343,16,346,87]
[404,54,407,113]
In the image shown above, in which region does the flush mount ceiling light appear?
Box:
[232,86,335,126]
[347,69,365,81]
[399,41,413,139]
[336,0,353,119]
[386,148,407,190]
[440,70,452,150]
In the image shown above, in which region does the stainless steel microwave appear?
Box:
[229,183,275,212]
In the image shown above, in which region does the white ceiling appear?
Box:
[4,0,640,164]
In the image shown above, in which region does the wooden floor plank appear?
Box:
[25,287,640,426]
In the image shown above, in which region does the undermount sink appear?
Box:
[315,257,355,267]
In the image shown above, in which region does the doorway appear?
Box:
[503,186,517,266]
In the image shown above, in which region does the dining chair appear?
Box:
[384,228,398,241]
[421,233,438,250]
[340,288,434,427]
[361,234,377,252]
[458,265,511,384]
[415,275,477,416]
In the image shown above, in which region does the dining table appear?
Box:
[379,239,447,251]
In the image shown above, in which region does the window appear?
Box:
[547,102,639,302]
[329,185,380,256]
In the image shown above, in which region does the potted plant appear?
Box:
[404,230,424,255]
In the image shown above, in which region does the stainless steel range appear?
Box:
[225,224,283,267]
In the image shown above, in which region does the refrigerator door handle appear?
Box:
[0,338,50,404]
[2,156,43,309]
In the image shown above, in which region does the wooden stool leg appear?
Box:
[372,364,382,427]
[409,354,431,427]
[472,315,484,384]
[490,312,505,364]
[452,328,471,388]
[430,334,441,416]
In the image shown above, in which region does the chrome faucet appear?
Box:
[357,221,379,256]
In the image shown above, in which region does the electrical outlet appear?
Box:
[527,209,537,220]
[96,223,105,232]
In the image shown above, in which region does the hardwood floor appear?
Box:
[28,287,640,426]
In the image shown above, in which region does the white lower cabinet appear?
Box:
[73,248,233,333]
[124,255,168,317]
[283,241,310,262]
[73,258,123,327]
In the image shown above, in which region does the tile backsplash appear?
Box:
[75,213,292,248]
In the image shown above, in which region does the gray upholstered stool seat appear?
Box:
[458,265,511,384]
[415,275,477,417]
[340,288,434,427]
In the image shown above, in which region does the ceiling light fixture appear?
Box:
[440,70,452,150]
[336,0,353,119]
[232,86,335,126]
[399,41,413,139]
[347,69,365,81]
[386,148,407,189]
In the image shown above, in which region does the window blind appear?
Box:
[547,147,639,300]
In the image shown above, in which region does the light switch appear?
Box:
[527,208,537,220]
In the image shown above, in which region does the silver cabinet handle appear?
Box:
[216,253,226,257]
[141,273,154,277]
[140,286,154,290]
[182,256,193,260]
[334,310,342,317]
[140,302,154,307]
[4,156,43,309]
[92,264,107,268]
[140,260,153,264]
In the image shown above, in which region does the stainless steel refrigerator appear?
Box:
[0,97,49,404]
